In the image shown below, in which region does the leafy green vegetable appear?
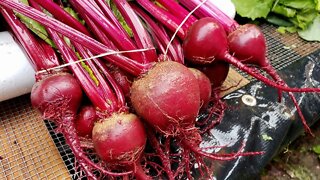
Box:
[232,0,320,41]
[272,4,296,18]
[267,14,293,26]
[291,9,318,29]
[231,0,275,20]
[316,0,320,11]
[278,0,315,10]
[277,26,297,34]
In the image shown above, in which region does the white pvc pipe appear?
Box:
[209,0,236,19]
[0,31,35,102]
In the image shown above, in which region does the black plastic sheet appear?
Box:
[202,50,320,179]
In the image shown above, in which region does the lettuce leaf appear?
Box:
[278,0,315,10]
[232,0,320,41]
[298,15,320,41]
[231,0,276,20]
[272,4,296,17]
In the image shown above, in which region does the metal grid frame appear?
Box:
[0,95,70,179]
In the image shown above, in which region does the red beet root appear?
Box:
[183,18,228,64]
[227,23,313,134]
[92,113,147,166]
[75,105,97,138]
[92,112,150,179]
[31,73,131,178]
[196,61,230,89]
[130,61,200,135]
[31,73,83,121]
[189,68,212,109]
[182,17,320,93]
[228,24,268,67]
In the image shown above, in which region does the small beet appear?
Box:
[227,23,314,134]
[189,68,212,109]
[75,105,97,138]
[228,24,268,67]
[92,112,147,167]
[30,73,83,121]
[183,17,228,64]
[196,61,230,89]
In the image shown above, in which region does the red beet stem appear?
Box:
[68,0,144,62]
[94,0,130,37]
[147,129,174,179]
[135,0,187,39]
[0,0,150,76]
[222,53,320,93]
[32,0,91,36]
[156,0,197,28]
[113,0,157,63]
[131,3,184,63]
[133,162,152,180]
[262,64,313,135]
[182,140,264,161]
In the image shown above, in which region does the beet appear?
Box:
[30,73,132,178]
[92,112,149,180]
[75,105,97,138]
[130,61,200,134]
[183,18,228,64]
[182,17,320,93]
[189,68,212,109]
[228,24,268,66]
[196,61,230,89]
[93,113,147,166]
[31,73,83,121]
[227,23,314,134]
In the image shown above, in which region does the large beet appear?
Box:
[130,61,200,134]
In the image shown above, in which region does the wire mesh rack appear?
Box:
[0,24,319,179]
[0,95,70,179]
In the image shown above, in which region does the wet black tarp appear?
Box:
[202,50,320,179]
